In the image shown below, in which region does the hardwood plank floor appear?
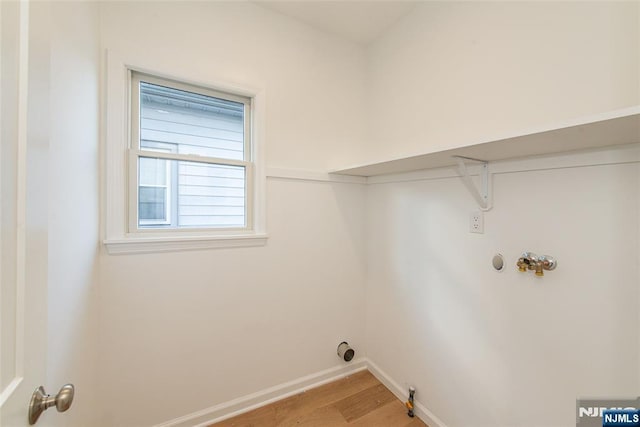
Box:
[210,370,428,427]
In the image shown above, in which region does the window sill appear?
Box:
[103,233,268,255]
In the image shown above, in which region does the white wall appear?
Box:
[365,152,640,427]
[100,1,367,172]
[365,1,639,164]
[363,2,640,426]
[62,2,639,426]
[48,2,100,426]
[99,179,365,426]
[97,2,367,425]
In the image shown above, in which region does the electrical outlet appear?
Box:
[470,211,484,234]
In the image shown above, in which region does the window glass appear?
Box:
[137,157,245,229]
[139,187,167,221]
[139,81,245,161]
[139,157,167,186]
[132,73,251,232]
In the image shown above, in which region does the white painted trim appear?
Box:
[0,378,23,408]
[153,359,368,427]
[0,0,29,408]
[489,143,640,175]
[132,149,250,169]
[8,0,30,404]
[104,233,268,255]
[266,167,366,184]
[366,359,448,427]
[251,88,267,236]
[367,165,468,185]
[0,0,4,402]
[104,49,129,241]
[0,0,2,400]
[368,143,640,185]
[103,49,268,253]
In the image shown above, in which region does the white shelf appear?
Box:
[331,106,640,177]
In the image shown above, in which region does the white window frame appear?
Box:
[129,72,253,234]
[137,150,172,227]
[103,50,267,254]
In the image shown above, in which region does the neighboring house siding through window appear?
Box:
[132,74,252,231]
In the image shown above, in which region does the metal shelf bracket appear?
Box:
[453,156,492,211]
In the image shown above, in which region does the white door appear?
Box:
[1,1,51,426]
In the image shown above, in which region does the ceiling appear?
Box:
[256,1,419,45]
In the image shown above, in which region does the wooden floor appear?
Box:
[210,370,427,427]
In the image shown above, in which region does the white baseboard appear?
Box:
[266,167,367,184]
[366,359,448,427]
[153,359,368,427]
[154,358,446,427]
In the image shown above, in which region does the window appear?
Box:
[103,54,266,254]
[129,72,253,233]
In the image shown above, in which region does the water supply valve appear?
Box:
[516,252,557,277]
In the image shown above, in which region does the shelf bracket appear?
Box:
[453,156,491,211]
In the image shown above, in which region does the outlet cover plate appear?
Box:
[470,211,484,234]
